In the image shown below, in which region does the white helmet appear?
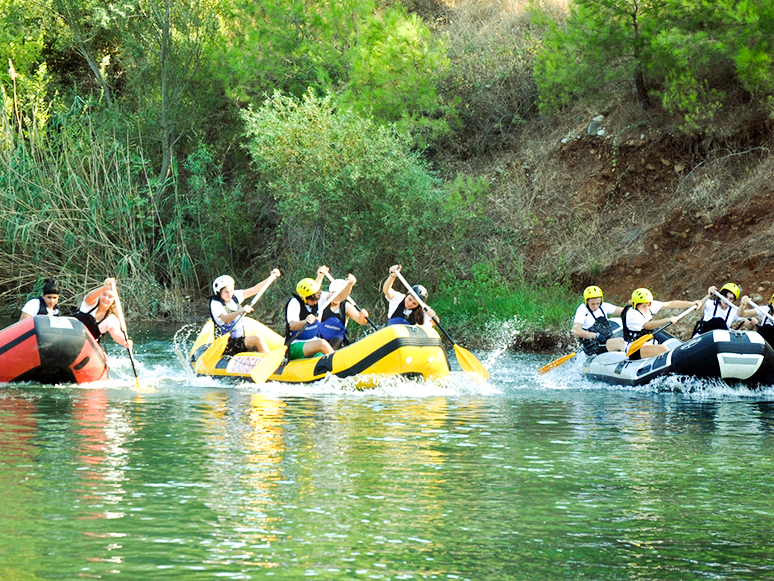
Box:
[328,278,348,295]
[212,275,235,295]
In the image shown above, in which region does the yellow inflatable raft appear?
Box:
[189,318,450,386]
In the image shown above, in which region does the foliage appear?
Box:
[0,92,190,316]
[432,259,576,334]
[240,90,452,285]
[341,5,452,146]
[533,0,774,131]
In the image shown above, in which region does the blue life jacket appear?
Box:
[320,303,348,345]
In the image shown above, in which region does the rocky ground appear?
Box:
[494,101,774,353]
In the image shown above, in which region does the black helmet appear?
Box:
[411,284,428,301]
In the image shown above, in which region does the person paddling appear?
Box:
[74,278,133,349]
[285,266,336,360]
[319,275,369,350]
[618,287,700,360]
[19,278,61,321]
[209,269,280,358]
[382,264,436,327]
[572,285,625,356]
[692,283,756,336]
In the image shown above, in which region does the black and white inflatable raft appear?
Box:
[584,329,774,387]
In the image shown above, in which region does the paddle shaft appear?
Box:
[627,302,700,356]
[393,270,456,344]
[110,282,140,384]
[323,272,378,330]
[747,299,774,325]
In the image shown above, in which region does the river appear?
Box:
[1,323,773,580]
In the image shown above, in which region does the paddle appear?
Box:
[713,290,774,326]
[626,303,700,357]
[110,281,141,390]
[747,299,774,326]
[538,347,584,375]
[393,270,489,382]
[200,273,279,369]
[323,271,378,331]
[249,346,287,383]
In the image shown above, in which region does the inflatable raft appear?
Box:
[0,316,109,384]
[584,329,774,387]
[189,318,450,387]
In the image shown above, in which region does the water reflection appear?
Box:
[2,344,774,579]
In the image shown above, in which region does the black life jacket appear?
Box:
[387,296,421,326]
[285,294,322,342]
[580,304,613,356]
[621,305,649,343]
[35,296,60,316]
[74,303,107,342]
[693,300,733,336]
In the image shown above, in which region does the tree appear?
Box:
[534,0,774,131]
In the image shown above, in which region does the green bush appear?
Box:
[241,90,452,287]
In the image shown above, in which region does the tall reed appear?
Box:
[0,93,194,317]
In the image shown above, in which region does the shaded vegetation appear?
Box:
[2,0,774,347]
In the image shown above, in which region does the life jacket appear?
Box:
[693,301,734,336]
[320,302,348,347]
[621,305,649,343]
[387,296,420,326]
[209,294,241,338]
[285,294,321,342]
[580,304,613,356]
[74,303,107,342]
[35,296,60,317]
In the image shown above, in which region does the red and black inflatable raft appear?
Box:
[0,316,108,384]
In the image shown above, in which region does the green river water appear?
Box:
[1,323,774,580]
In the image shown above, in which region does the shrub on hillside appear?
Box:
[241,90,452,286]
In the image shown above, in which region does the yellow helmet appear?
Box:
[296,278,320,298]
[583,285,604,302]
[769,292,774,306]
[720,282,741,301]
[631,287,653,307]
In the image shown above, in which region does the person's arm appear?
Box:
[573,321,599,340]
[105,315,132,349]
[698,286,716,311]
[737,296,758,318]
[315,265,329,288]
[346,302,368,325]
[242,268,281,300]
[383,265,400,300]
[19,300,36,321]
[83,278,115,308]
[661,299,698,310]
[332,274,357,305]
[286,298,312,331]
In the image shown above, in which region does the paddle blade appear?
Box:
[538,352,577,375]
[250,347,287,384]
[200,334,230,370]
[453,344,489,382]
[626,333,653,357]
